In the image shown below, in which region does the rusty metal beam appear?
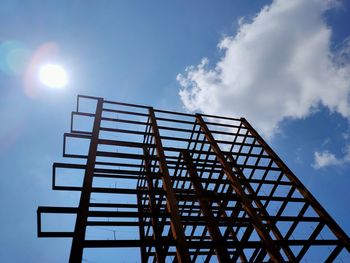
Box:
[181,150,231,263]
[149,108,191,263]
[137,192,148,263]
[143,147,166,262]
[196,114,283,262]
[69,98,103,263]
[241,117,350,253]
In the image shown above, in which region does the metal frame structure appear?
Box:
[37,95,350,262]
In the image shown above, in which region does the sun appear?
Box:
[39,64,68,88]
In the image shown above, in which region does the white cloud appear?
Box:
[177,0,350,138]
[313,150,342,169]
[313,145,350,169]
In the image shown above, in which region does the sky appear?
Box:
[1,0,350,262]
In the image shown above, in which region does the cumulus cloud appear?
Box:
[313,151,342,169]
[313,145,350,169]
[177,0,350,138]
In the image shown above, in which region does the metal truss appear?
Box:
[37,95,350,262]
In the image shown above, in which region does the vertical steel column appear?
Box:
[69,98,103,262]
[137,192,148,263]
[148,108,191,263]
[196,114,283,263]
[225,153,296,261]
[215,200,248,263]
[182,150,231,263]
[240,117,350,252]
[143,147,165,262]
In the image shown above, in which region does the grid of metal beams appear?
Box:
[37,94,350,262]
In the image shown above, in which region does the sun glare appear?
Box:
[39,64,68,88]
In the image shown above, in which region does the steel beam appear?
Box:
[148,108,191,263]
[241,117,350,253]
[182,150,231,262]
[196,114,284,262]
[69,98,103,263]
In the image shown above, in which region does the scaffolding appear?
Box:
[37,95,350,262]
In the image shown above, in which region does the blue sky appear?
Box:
[1,0,350,262]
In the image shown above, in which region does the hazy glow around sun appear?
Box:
[39,64,68,88]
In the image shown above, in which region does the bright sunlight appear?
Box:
[39,64,68,88]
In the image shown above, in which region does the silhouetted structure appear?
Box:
[37,95,350,262]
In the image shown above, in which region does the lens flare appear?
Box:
[0,40,30,76]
